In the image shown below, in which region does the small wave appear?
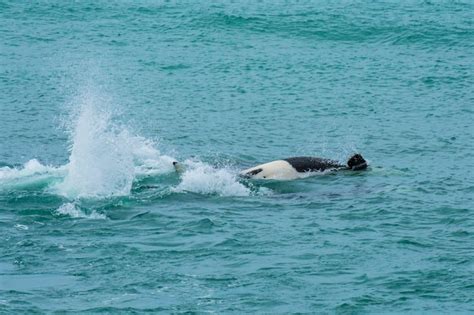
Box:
[55,202,106,219]
[173,159,250,197]
[192,6,472,46]
[0,159,65,190]
[0,159,59,181]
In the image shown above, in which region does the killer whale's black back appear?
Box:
[283,157,344,173]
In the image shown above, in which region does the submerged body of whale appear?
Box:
[240,154,367,180]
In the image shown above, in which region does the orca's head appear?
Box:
[240,168,263,179]
[347,154,367,170]
[173,161,185,173]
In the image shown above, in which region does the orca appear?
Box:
[240,154,367,180]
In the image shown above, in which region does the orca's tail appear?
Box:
[347,154,367,170]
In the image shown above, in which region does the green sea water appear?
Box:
[1,1,473,313]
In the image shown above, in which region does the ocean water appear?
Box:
[1,0,473,313]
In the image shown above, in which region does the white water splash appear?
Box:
[0,87,254,200]
[55,98,134,198]
[56,203,106,219]
[53,87,176,199]
[173,159,250,196]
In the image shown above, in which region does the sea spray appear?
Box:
[55,89,135,198]
[54,87,176,199]
[173,159,250,196]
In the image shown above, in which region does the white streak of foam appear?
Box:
[0,159,59,181]
[0,160,66,191]
[173,160,250,197]
[56,203,106,220]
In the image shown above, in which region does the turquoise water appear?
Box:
[1,1,474,313]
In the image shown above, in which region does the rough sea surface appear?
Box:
[1,1,473,313]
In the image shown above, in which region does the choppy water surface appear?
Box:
[1,1,473,313]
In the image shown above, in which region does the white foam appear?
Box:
[55,203,106,219]
[53,87,176,199]
[54,93,135,198]
[0,160,66,191]
[129,136,176,177]
[173,160,250,197]
[0,159,59,181]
